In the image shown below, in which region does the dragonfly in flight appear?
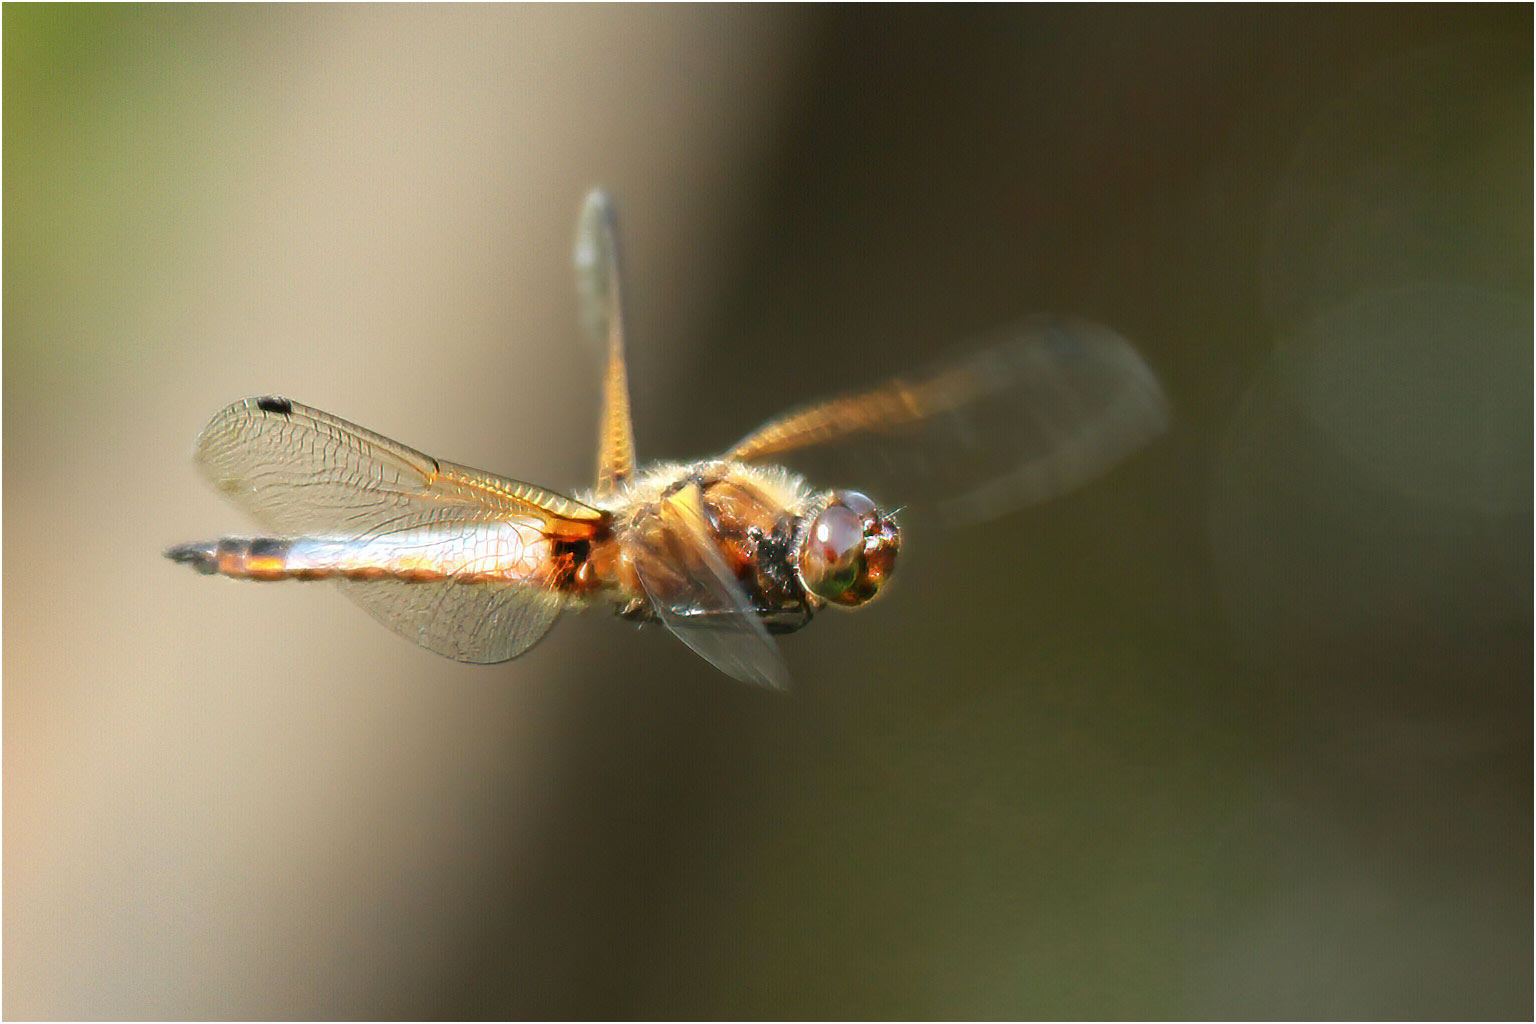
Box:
[168,190,1166,687]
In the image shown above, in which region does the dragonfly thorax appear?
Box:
[585,461,898,634]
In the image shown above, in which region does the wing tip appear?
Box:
[579,186,616,221]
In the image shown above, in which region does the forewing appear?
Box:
[626,483,789,689]
[336,578,564,664]
[194,397,603,539]
[574,188,637,495]
[726,315,1168,524]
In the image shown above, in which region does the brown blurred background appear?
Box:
[5,5,1530,1019]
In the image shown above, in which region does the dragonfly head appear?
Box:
[796,490,901,607]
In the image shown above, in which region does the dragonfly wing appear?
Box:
[335,578,564,663]
[626,482,789,689]
[194,396,604,538]
[574,188,637,496]
[726,315,1168,525]
[191,397,596,663]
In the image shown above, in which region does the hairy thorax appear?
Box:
[578,461,825,632]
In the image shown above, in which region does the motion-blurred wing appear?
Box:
[574,188,637,496]
[725,315,1168,524]
[626,482,789,689]
[193,396,601,662]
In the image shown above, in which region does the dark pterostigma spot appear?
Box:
[256,396,293,415]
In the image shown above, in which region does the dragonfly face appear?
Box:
[796,490,900,607]
[168,189,1167,687]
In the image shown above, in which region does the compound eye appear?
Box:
[799,504,866,603]
[836,490,879,522]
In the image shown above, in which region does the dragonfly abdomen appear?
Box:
[166,538,333,580]
[165,537,454,581]
[166,521,561,585]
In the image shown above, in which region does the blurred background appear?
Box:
[5,6,1530,1018]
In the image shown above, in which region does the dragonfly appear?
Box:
[168,190,1167,688]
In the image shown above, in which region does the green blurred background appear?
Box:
[6,5,1530,1018]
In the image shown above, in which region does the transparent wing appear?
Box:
[726,315,1169,524]
[625,482,789,690]
[574,188,637,496]
[193,396,597,662]
[194,396,604,539]
[335,578,564,664]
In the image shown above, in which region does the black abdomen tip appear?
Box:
[256,396,293,415]
[165,542,219,574]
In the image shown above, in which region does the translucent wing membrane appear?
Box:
[193,397,602,662]
[726,315,1168,524]
[195,397,603,538]
[336,578,564,664]
[625,483,789,689]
